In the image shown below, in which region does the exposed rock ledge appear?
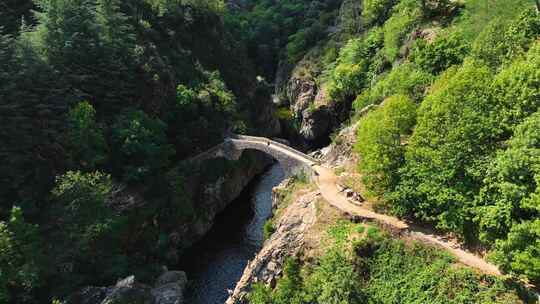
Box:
[226,180,319,304]
[67,270,188,304]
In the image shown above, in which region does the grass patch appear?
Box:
[263,219,276,240]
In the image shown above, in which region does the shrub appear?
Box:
[112,109,174,183]
[250,222,523,304]
[382,0,421,61]
[248,283,273,304]
[0,207,43,303]
[471,8,540,69]
[169,70,238,157]
[362,0,395,26]
[50,171,129,293]
[327,28,384,102]
[272,258,304,304]
[353,62,432,110]
[411,30,470,74]
[355,95,416,195]
[491,219,540,284]
[491,41,540,131]
[287,21,325,63]
[66,101,108,170]
[303,247,364,304]
[475,112,540,243]
[263,220,276,240]
[458,0,534,41]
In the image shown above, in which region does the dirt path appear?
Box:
[313,165,502,276]
[225,137,502,276]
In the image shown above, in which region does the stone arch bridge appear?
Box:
[188,134,319,176]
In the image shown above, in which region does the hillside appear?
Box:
[233,0,540,285]
[1,0,540,303]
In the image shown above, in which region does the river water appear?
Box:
[180,164,285,304]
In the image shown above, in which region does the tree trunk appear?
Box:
[536,0,540,13]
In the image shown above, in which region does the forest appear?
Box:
[1,0,540,303]
[0,0,271,302]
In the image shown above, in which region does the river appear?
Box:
[179,163,285,304]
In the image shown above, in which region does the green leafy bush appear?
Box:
[50,171,129,294]
[382,0,421,61]
[67,101,108,170]
[353,62,432,110]
[355,95,416,195]
[248,283,273,304]
[249,223,523,304]
[457,0,534,41]
[411,30,470,74]
[263,219,276,240]
[112,110,174,183]
[327,28,384,102]
[362,0,395,26]
[491,219,540,284]
[366,239,522,303]
[0,207,43,303]
[476,112,540,281]
[471,8,540,69]
[169,70,238,158]
[491,41,540,131]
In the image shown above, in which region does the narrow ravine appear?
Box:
[179,163,285,304]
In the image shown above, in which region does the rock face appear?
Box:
[225,180,319,304]
[272,0,365,149]
[318,121,360,167]
[67,271,187,304]
[274,54,334,148]
[173,151,274,258]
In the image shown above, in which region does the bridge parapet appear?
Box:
[231,134,319,164]
[184,135,318,177]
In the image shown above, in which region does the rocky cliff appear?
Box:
[176,151,274,254]
[273,0,364,149]
[225,179,320,303]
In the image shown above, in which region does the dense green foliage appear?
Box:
[353,62,432,110]
[249,222,525,303]
[411,30,470,74]
[2,0,540,300]
[0,207,43,303]
[0,0,35,35]
[225,0,342,80]
[355,95,416,194]
[0,0,275,302]
[326,28,384,103]
[343,0,540,284]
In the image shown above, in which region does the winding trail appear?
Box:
[202,135,502,276]
[314,165,501,276]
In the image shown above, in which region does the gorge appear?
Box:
[1,0,540,303]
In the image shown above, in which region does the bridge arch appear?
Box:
[188,135,319,177]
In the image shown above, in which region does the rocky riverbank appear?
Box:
[225,179,320,304]
[67,270,188,304]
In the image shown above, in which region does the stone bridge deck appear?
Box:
[187,134,319,176]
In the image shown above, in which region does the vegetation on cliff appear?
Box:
[342,0,540,284]
[0,0,274,302]
[249,222,528,304]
